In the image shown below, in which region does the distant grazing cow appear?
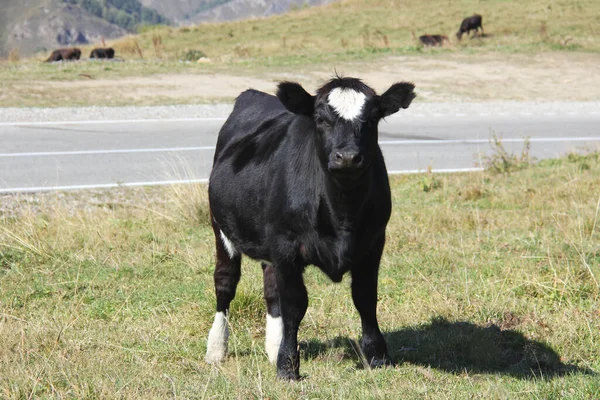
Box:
[457,14,483,40]
[89,47,115,59]
[205,77,416,380]
[419,34,448,46]
[45,48,81,62]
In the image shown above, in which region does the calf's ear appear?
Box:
[276,81,315,117]
[378,82,416,118]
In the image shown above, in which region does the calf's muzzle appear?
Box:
[329,150,364,170]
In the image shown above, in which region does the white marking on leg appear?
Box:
[220,230,237,258]
[327,87,366,121]
[265,314,283,363]
[205,311,229,364]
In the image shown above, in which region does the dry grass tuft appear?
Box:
[166,182,210,227]
[114,38,145,59]
[151,34,164,59]
[161,157,211,227]
[8,48,20,62]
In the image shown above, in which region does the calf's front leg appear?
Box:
[351,239,390,367]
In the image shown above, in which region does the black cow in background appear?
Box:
[205,77,416,380]
[457,14,483,39]
[45,48,81,62]
[419,34,448,46]
[90,47,115,59]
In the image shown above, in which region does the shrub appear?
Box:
[482,133,533,174]
[181,49,207,61]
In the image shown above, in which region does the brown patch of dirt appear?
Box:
[325,52,600,101]
[35,74,278,103]
[25,52,600,104]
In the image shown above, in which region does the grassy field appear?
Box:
[113,0,599,62]
[1,0,599,107]
[1,150,599,398]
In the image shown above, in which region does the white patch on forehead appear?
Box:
[327,87,367,121]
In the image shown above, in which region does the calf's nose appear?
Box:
[332,151,364,169]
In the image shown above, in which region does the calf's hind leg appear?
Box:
[262,262,283,363]
[205,220,242,364]
[274,262,308,380]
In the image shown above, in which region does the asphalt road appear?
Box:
[1,111,599,193]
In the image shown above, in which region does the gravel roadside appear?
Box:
[0,104,235,123]
[0,186,169,219]
[1,101,599,123]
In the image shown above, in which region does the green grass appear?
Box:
[1,151,599,398]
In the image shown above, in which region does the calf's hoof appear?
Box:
[276,350,300,380]
[367,355,393,368]
[276,368,301,381]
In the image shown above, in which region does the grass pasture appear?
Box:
[110,0,599,64]
[14,0,600,65]
[1,151,599,398]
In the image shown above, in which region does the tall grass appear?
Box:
[1,151,599,398]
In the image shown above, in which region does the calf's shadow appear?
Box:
[300,317,594,379]
[470,32,494,39]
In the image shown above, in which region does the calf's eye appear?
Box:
[316,117,332,129]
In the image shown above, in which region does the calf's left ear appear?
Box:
[276,81,316,117]
[377,82,416,118]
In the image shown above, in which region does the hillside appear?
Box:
[137,0,334,25]
[0,0,169,57]
[2,0,129,57]
[136,0,232,24]
[63,0,170,31]
[190,0,335,24]
[1,0,334,57]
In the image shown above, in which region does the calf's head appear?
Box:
[277,77,415,176]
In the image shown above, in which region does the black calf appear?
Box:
[457,14,483,40]
[89,47,115,59]
[419,34,448,46]
[45,48,81,62]
[205,76,416,379]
